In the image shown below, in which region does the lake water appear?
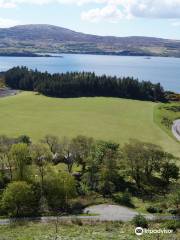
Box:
[0,54,180,92]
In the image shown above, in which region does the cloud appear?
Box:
[0,17,19,27]
[172,21,180,27]
[0,0,107,8]
[82,4,123,22]
[81,0,180,22]
[0,1,16,8]
[1,0,180,22]
[128,0,180,19]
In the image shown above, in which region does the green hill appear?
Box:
[0,24,180,57]
[0,92,179,157]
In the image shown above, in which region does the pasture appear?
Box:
[0,92,179,156]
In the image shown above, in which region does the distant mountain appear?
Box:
[0,24,180,57]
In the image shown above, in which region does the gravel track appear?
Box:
[0,204,153,225]
[83,204,153,221]
[172,119,180,141]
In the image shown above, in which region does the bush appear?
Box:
[164,220,180,232]
[78,182,90,196]
[44,170,76,212]
[69,201,84,214]
[105,223,114,232]
[113,191,134,207]
[168,209,178,215]
[1,181,37,217]
[0,173,9,190]
[17,135,31,145]
[71,217,83,226]
[132,214,148,228]
[146,206,163,213]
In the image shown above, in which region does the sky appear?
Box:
[0,0,180,39]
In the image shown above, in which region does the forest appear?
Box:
[5,67,166,101]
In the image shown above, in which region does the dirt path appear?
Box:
[172,119,180,141]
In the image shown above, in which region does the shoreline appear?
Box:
[0,52,180,59]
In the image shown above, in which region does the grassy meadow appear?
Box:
[0,221,179,240]
[0,91,179,157]
[0,222,180,240]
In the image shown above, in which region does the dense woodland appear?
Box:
[5,67,165,101]
[0,134,179,217]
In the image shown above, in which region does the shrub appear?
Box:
[17,135,31,145]
[113,191,134,207]
[170,191,180,210]
[132,214,148,228]
[164,220,180,232]
[105,222,114,232]
[69,201,84,214]
[146,206,163,214]
[78,182,90,196]
[168,209,178,215]
[1,181,37,217]
[71,217,83,226]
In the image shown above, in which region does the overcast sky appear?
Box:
[0,0,180,39]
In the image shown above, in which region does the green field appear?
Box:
[0,92,179,157]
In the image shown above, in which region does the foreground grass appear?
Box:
[0,221,179,240]
[0,92,179,156]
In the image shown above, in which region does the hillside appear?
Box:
[0,92,179,157]
[0,24,180,57]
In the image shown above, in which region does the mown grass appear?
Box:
[0,92,179,157]
[0,221,179,240]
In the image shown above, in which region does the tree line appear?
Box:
[0,134,179,217]
[5,67,166,101]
